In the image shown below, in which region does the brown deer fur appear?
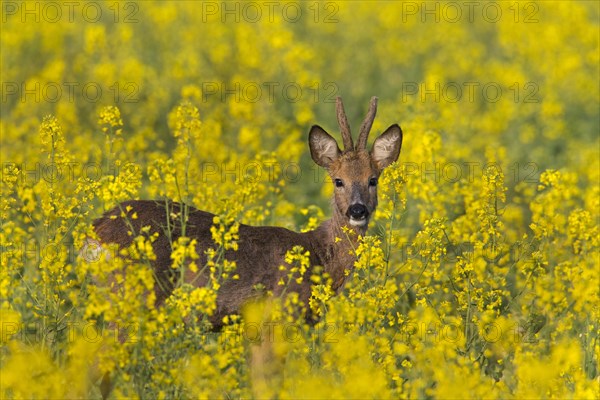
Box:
[92,97,402,328]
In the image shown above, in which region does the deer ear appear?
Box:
[371,124,402,171]
[309,125,341,168]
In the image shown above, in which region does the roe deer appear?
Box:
[91,96,402,327]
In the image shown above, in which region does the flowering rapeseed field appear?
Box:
[1,1,599,398]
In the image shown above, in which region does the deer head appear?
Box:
[308,96,402,229]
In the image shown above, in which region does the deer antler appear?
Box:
[336,97,354,151]
[357,96,378,150]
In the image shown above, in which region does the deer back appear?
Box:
[93,200,331,326]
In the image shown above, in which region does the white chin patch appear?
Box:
[349,218,367,227]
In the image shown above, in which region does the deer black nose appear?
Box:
[348,204,368,220]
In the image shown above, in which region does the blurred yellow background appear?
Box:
[1,1,598,398]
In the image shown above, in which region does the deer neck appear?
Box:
[310,205,367,292]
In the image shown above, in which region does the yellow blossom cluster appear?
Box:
[1,1,598,398]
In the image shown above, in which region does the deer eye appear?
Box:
[334,179,344,188]
[369,177,378,187]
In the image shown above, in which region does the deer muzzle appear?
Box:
[347,203,369,226]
